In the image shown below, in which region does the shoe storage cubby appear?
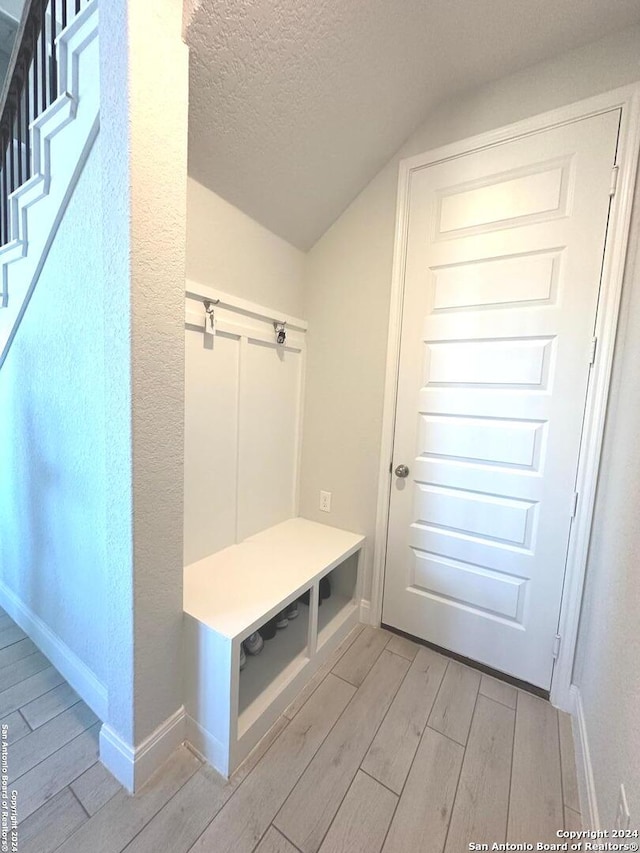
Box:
[317,552,359,650]
[238,593,311,736]
[183,518,364,777]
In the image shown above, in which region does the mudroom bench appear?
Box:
[183,517,365,777]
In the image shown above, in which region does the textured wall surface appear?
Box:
[299,25,640,605]
[98,0,135,746]
[100,0,189,747]
[187,177,305,317]
[573,180,640,827]
[0,136,106,683]
[186,0,640,249]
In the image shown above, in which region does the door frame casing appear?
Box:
[370,84,640,711]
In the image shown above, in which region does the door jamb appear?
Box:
[370,83,640,711]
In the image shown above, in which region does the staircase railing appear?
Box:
[0,0,89,247]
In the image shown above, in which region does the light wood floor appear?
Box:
[0,610,583,853]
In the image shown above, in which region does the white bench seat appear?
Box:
[184,517,364,639]
[183,516,365,777]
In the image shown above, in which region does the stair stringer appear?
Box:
[0,0,99,369]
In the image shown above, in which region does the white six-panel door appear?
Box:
[382,110,620,689]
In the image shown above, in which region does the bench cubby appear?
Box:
[317,551,359,650]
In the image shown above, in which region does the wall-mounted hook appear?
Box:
[204,299,219,336]
[274,321,287,345]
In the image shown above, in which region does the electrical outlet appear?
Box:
[616,784,631,831]
[319,490,332,513]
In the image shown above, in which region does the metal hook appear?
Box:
[204,299,219,335]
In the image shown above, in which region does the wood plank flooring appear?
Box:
[0,607,583,852]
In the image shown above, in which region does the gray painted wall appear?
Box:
[0,136,107,685]
[572,177,640,827]
[186,177,305,318]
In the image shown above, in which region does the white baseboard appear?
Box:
[0,580,108,720]
[185,714,228,777]
[570,684,600,829]
[359,598,373,624]
[100,705,186,793]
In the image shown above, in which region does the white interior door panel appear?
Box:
[382,110,620,688]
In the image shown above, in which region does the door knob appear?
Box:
[394,464,410,478]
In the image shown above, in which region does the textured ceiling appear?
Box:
[186,0,640,250]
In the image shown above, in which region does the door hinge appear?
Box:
[610,164,619,197]
[553,633,562,660]
[589,336,598,366]
[570,491,579,518]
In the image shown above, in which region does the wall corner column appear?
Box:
[99,0,189,791]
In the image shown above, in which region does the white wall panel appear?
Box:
[238,340,302,540]
[184,330,240,564]
[184,290,306,562]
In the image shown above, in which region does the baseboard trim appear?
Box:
[570,684,600,829]
[0,580,108,720]
[185,714,228,777]
[359,598,372,624]
[100,705,186,793]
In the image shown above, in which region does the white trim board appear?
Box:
[100,705,186,793]
[184,714,227,774]
[371,84,640,710]
[185,280,308,331]
[0,579,108,721]
[184,310,305,352]
[359,598,371,624]
[570,685,600,830]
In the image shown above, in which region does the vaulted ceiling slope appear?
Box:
[185,0,640,251]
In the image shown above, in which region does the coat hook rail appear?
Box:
[185,281,309,333]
